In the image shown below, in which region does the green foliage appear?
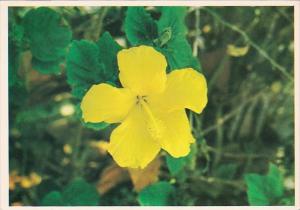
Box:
[66,32,121,100]
[215,163,238,180]
[41,178,99,206]
[166,144,197,176]
[157,7,187,40]
[9,21,24,87]
[125,7,158,46]
[244,164,284,205]
[138,181,175,206]
[67,32,121,130]
[124,6,201,71]
[23,7,72,74]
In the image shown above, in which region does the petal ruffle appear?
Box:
[107,106,161,169]
[81,83,135,123]
[117,45,167,95]
[149,68,208,114]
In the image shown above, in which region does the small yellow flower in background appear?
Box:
[63,144,73,154]
[10,170,42,189]
[81,45,208,168]
[29,172,42,185]
[89,140,110,155]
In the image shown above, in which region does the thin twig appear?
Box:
[201,7,293,81]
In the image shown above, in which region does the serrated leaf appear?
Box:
[138,181,175,206]
[62,178,99,206]
[125,7,158,46]
[244,164,284,206]
[96,31,122,81]
[67,33,121,100]
[41,191,64,206]
[23,7,72,74]
[158,37,200,71]
[157,7,187,39]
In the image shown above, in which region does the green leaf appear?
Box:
[244,164,284,206]
[41,191,64,206]
[9,21,24,87]
[166,144,197,176]
[67,33,121,100]
[96,31,122,81]
[157,7,187,39]
[23,7,72,74]
[138,181,175,206]
[158,37,200,71]
[166,155,186,176]
[62,178,99,206]
[125,7,158,46]
[67,40,105,99]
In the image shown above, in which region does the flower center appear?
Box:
[137,95,163,140]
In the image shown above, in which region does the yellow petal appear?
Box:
[107,106,161,169]
[117,45,167,95]
[81,83,135,123]
[157,109,195,157]
[149,68,208,114]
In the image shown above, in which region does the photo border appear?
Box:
[0,1,299,210]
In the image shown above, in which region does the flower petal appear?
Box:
[149,68,208,113]
[117,45,167,95]
[157,109,195,157]
[81,83,135,123]
[107,106,161,169]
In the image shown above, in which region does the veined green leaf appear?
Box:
[125,7,158,46]
[23,7,72,74]
[244,163,284,206]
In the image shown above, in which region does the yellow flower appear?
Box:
[81,45,207,168]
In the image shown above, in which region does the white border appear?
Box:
[0,1,299,210]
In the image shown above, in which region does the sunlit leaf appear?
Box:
[244,164,284,205]
[138,181,175,206]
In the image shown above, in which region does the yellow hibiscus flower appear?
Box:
[81,45,207,169]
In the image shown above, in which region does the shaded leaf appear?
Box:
[62,178,99,206]
[41,191,64,206]
[96,31,122,81]
[166,143,197,176]
[158,38,200,71]
[128,158,161,192]
[23,7,72,74]
[138,181,175,206]
[125,7,158,46]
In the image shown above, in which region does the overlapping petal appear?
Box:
[107,106,161,168]
[155,109,195,157]
[117,45,167,95]
[81,83,135,123]
[149,68,208,113]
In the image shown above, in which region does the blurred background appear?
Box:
[9,6,294,206]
